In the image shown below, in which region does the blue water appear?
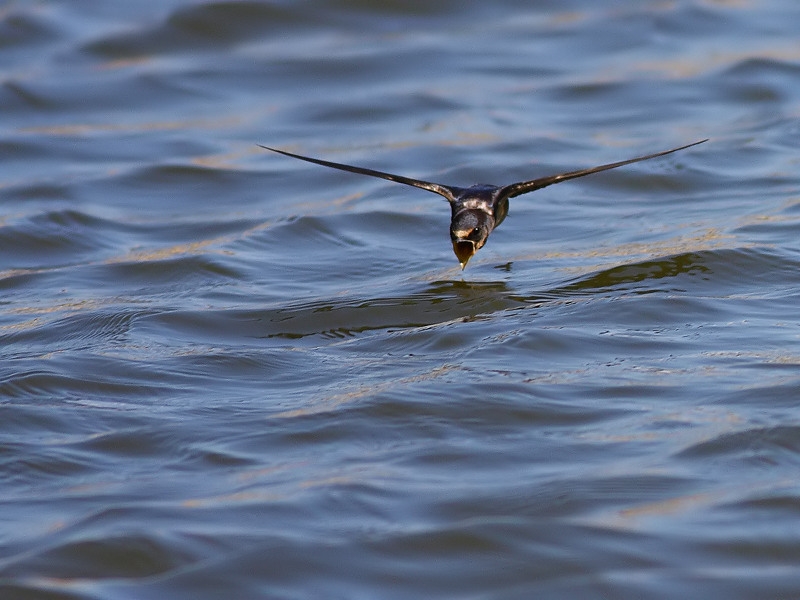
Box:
[3,1,800,598]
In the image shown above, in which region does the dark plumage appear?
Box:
[259,139,707,269]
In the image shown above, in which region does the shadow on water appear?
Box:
[553,251,713,297]
[138,279,520,343]
[288,252,713,338]
[147,250,736,343]
[261,279,522,340]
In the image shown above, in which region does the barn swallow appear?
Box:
[259,139,707,269]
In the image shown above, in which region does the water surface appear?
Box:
[3,1,800,598]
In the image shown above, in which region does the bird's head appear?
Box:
[450,209,493,269]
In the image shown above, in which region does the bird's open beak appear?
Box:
[452,240,476,270]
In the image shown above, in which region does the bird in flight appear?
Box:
[259,139,707,269]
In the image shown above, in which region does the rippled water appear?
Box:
[3,1,800,598]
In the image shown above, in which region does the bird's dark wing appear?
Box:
[497,139,708,200]
[258,144,461,203]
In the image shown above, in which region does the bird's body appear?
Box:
[446,185,508,266]
[259,139,707,269]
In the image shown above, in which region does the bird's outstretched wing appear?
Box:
[498,139,708,200]
[258,144,461,203]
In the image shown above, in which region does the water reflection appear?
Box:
[250,251,721,341]
[255,280,520,340]
[557,251,713,295]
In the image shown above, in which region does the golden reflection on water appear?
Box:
[515,226,738,277]
[268,364,459,420]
